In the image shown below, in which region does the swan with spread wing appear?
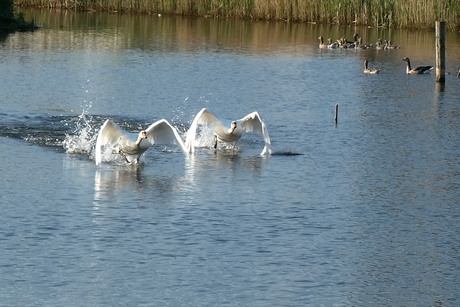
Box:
[95,119,186,165]
[185,108,272,156]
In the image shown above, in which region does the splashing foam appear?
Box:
[63,110,98,157]
[193,125,216,148]
[193,125,240,152]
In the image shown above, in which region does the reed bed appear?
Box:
[13,0,460,29]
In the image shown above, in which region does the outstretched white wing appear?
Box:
[145,119,187,152]
[95,119,127,165]
[185,108,272,155]
[238,111,272,155]
[185,108,225,152]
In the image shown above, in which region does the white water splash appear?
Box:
[190,125,241,153]
[192,125,215,148]
[63,110,98,157]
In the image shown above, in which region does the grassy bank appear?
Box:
[13,0,460,30]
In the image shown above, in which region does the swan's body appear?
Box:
[364,59,380,74]
[95,119,186,165]
[185,108,272,156]
[402,57,433,74]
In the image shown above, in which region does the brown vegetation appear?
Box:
[13,0,460,30]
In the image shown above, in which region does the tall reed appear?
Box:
[14,0,460,29]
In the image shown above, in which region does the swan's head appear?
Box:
[402,57,409,62]
[227,121,237,134]
[140,130,147,139]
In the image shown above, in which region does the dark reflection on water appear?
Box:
[1,8,460,307]
[14,9,460,62]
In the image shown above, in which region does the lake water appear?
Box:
[1,9,460,306]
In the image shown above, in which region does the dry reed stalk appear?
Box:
[13,0,460,29]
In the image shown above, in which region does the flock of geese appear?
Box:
[95,108,272,165]
[318,34,401,50]
[319,33,434,75]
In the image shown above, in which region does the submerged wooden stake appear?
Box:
[435,21,446,83]
[334,103,338,124]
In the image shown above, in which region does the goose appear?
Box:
[385,40,401,49]
[364,59,380,74]
[342,33,358,48]
[327,38,338,49]
[353,33,359,44]
[376,39,385,50]
[95,119,186,165]
[185,108,272,156]
[355,38,367,50]
[359,37,372,49]
[337,36,355,49]
[318,36,328,49]
[402,57,433,74]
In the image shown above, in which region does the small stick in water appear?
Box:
[335,103,339,124]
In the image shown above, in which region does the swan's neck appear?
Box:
[135,136,144,146]
[228,127,236,134]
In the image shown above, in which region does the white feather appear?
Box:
[95,119,186,165]
[185,108,272,155]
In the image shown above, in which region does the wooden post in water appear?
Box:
[334,103,338,124]
[435,21,446,83]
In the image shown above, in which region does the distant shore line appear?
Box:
[14,0,460,30]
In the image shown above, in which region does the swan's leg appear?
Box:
[214,134,218,149]
[119,150,130,163]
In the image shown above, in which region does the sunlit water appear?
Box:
[1,10,460,306]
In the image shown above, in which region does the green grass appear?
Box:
[13,0,460,30]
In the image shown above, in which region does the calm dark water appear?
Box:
[1,9,460,306]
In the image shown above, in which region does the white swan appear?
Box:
[95,119,186,165]
[185,108,272,156]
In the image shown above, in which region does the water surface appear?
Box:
[1,10,460,306]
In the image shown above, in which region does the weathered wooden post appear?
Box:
[435,21,446,83]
